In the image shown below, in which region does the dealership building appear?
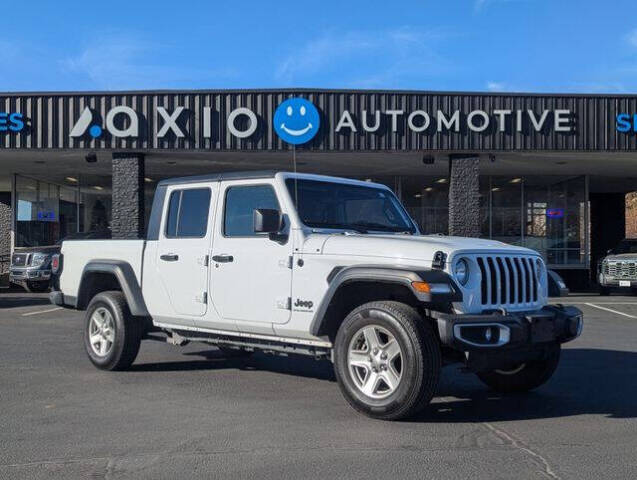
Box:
[1,88,636,288]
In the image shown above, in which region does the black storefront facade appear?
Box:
[2,88,637,288]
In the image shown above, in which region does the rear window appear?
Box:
[165,188,211,238]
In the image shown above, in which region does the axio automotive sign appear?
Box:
[64,98,574,145]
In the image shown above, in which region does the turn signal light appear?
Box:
[411,281,431,293]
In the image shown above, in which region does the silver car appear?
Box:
[598,239,637,295]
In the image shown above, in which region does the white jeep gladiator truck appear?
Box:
[50,171,583,420]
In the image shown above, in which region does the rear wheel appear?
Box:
[84,291,142,371]
[333,301,441,420]
[476,344,561,393]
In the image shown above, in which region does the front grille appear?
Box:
[11,253,29,267]
[476,255,540,308]
[605,261,637,278]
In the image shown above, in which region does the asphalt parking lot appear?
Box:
[1,292,636,479]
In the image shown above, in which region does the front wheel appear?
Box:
[333,301,441,420]
[84,291,142,371]
[476,344,561,393]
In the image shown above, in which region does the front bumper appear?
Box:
[432,304,583,352]
[10,268,51,283]
[598,274,637,287]
[432,305,582,372]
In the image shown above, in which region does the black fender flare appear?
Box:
[78,260,149,316]
[309,265,462,337]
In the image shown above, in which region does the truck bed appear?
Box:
[59,240,146,299]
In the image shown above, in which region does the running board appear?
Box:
[164,328,332,359]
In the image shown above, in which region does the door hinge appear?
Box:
[196,291,208,304]
[276,297,291,310]
[278,256,293,269]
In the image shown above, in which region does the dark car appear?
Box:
[10,230,111,292]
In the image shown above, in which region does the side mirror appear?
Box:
[253,208,282,234]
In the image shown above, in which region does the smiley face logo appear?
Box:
[273,98,320,145]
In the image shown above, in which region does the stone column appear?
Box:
[111,153,145,239]
[448,154,480,237]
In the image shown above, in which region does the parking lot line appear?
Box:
[21,307,63,317]
[584,303,637,319]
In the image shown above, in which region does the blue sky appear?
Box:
[2,0,637,93]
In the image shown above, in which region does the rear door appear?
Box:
[156,183,214,317]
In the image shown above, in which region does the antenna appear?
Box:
[292,145,299,211]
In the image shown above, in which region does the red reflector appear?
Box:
[51,255,59,273]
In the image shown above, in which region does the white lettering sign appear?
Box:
[157,106,185,138]
[69,104,575,141]
[227,107,257,139]
[105,106,138,138]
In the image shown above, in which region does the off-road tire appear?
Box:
[476,343,561,393]
[84,291,142,371]
[333,301,441,421]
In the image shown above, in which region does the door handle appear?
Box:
[212,254,234,263]
[160,253,179,262]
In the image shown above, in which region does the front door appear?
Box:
[210,182,293,329]
[156,184,213,317]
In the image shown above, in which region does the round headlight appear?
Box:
[454,258,470,286]
[535,258,544,280]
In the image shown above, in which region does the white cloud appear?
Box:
[275,27,455,87]
[626,29,637,48]
[486,81,506,91]
[485,81,527,92]
[62,33,237,90]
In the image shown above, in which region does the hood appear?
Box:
[603,253,637,262]
[305,233,537,262]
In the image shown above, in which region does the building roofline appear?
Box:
[1,87,637,99]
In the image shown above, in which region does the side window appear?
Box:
[164,188,211,238]
[224,185,279,237]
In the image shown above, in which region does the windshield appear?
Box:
[286,179,417,234]
[612,239,637,254]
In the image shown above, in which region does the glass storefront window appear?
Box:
[80,186,111,233]
[523,176,588,267]
[15,175,76,247]
[489,178,523,245]
[14,175,114,247]
[352,174,588,269]
[399,176,449,235]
